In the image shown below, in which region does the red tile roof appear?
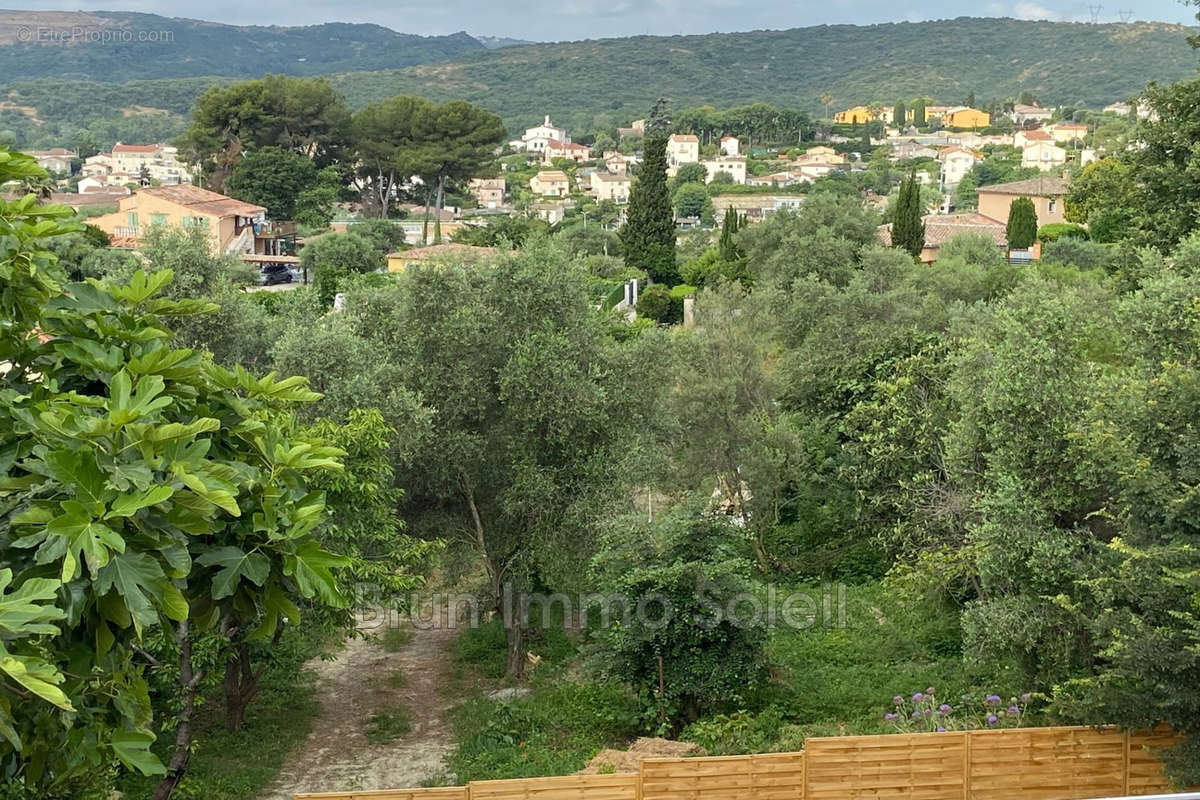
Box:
[138,185,265,218]
[977,176,1068,197]
[113,144,162,153]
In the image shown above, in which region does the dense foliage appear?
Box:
[0,19,1195,150]
[0,12,482,82]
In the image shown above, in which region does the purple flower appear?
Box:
[911,711,921,720]
[893,695,903,705]
[1008,705,1020,715]
[986,714,998,725]
[936,726,946,732]
[986,694,1001,705]
[912,692,924,702]
[939,704,952,715]
[885,712,898,721]
[923,709,933,718]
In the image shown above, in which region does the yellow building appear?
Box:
[386,243,500,273]
[91,185,267,255]
[942,107,991,128]
[834,106,878,124]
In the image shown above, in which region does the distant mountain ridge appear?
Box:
[1,15,1198,151]
[0,9,485,80]
[325,17,1200,132]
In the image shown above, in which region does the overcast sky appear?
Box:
[13,0,1198,40]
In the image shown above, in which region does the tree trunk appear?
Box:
[151,620,204,800]
[223,641,260,733]
[505,621,526,679]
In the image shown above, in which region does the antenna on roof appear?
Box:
[1117,8,1133,22]
[1088,3,1103,23]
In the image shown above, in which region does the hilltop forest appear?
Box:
[1,17,1198,150]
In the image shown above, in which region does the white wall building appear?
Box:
[1021,141,1068,171]
[702,156,747,184]
[515,116,571,153]
[666,134,700,166]
[936,146,981,188]
[83,143,192,185]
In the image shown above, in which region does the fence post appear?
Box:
[800,750,807,800]
[962,730,972,800]
[1123,729,1131,795]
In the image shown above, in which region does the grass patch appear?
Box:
[387,668,408,689]
[381,626,412,652]
[452,616,576,681]
[447,617,639,782]
[677,580,1021,755]
[366,707,412,743]
[115,623,336,800]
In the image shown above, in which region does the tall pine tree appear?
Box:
[892,170,925,259]
[1006,196,1038,249]
[622,102,678,284]
[894,100,906,128]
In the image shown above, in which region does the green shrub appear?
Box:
[1037,223,1088,243]
[635,284,678,323]
[1040,238,1118,272]
[683,709,787,755]
[448,679,639,782]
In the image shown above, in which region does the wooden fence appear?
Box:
[294,726,1181,800]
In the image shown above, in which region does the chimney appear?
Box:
[544,115,551,126]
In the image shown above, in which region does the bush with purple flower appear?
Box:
[883,689,1034,733]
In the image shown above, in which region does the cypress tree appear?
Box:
[911,99,926,127]
[718,206,741,262]
[894,100,906,127]
[621,126,678,284]
[1006,196,1038,249]
[892,171,925,259]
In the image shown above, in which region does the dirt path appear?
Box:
[261,613,459,798]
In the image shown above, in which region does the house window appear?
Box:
[1048,199,1057,212]
[127,212,138,228]
[150,214,167,226]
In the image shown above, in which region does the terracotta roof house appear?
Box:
[878,212,1007,263]
[1014,129,1053,147]
[90,185,267,254]
[977,176,1068,228]
[544,140,591,163]
[530,170,571,197]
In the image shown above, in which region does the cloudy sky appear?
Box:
[15,0,1198,40]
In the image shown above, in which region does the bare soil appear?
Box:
[576,737,703,774]
[260,616,458,798]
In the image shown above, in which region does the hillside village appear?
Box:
[11,91,1142,280]
[8,11,1200,796]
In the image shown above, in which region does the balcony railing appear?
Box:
[255,220,297,237]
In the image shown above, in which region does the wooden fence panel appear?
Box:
[295,725,1184,800]
[1128,728,1181,796]
[294,789,470,800]
[640,754,755,800]
[638,752,804,800]
[967,726,1126,799]
[467,773,638,800]
[748,752,806,800]
[804,731,966,799]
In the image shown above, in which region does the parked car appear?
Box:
[260,265,294,286]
